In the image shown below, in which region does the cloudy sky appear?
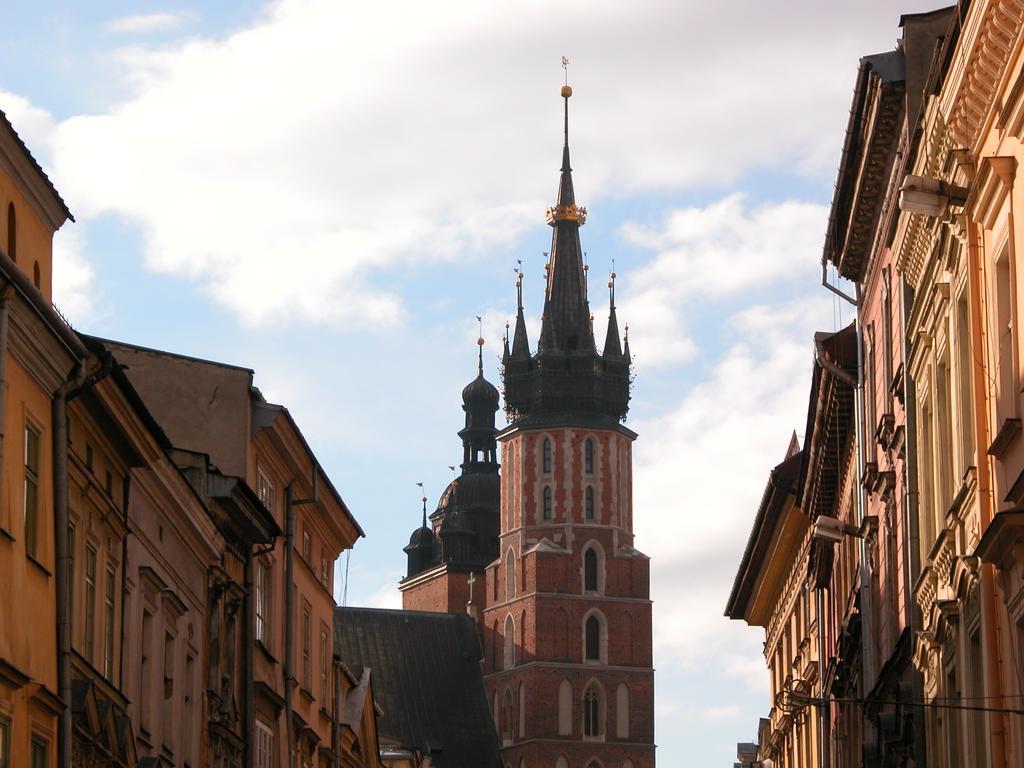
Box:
[3,1,944,763]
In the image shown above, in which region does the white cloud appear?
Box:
[52,227,101,324]
[107,12,196,34]
[635,294,834,678]
[0,89,56,164]
[615,195,828,368]
[3,0,937,331]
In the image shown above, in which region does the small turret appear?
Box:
[403,492,435,578]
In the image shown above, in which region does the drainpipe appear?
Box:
[284,483,295,766]
[332,657,341,768]
[56,353,113,768]
[0,284,11,497]
[244,546,255,767]
[900,276,927,764]
[965,217,1008,768]
[816,587,830,768]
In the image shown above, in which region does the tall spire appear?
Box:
[538,78,594,354]
[603,269,623,358]
[511,268,530,358]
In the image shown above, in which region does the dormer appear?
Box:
[0,110,73,303]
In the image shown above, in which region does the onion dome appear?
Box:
[462,337,499,407]
[407,525,434,548]
[404,492,436,578]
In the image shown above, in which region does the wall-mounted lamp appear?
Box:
[898,174,969,217]
[811,515,863,544]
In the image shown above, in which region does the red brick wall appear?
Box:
[484,424,655,767]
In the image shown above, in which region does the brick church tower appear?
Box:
[483,84,655,768]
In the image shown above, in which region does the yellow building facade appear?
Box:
[0,111,79,768]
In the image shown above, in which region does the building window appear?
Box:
[30,737,46,768]
[302,527,311,562]
[542,438,552,474]
[255,560,269,645]
[542,486,552,520]
[255,720,273,768]
[584,438,594,474]
[320,627,330,705]
[584,548,598,592]
[6,203,15,262]
[0,717,8,768]
[583,684,602,738]
[585,614,602,662]
[320,557,329,587]
[257,468,274,512]
[85,444,93,470]
[302,602,311,690]
[163,632,175,747]
[585,486,595,520]
[104,563,116,678]
[104,470,113,498]
[518,681,526,738]
[24,423,40,559]
[85,544,97,661]
[32,261,40,289]
[141,610,153,730]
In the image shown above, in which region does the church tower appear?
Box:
[483,84,654,768]
[400,338,502,614]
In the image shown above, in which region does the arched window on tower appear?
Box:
[584,548,598,592]
[585,438,594,474]
[505,550,515,601]
[585,615,600,661]
[583,683,603,738]
[504,614,515,669]
[542,438,552,474]
[6,203,16,262]
[543,486,553,520]
[585,486,595,520]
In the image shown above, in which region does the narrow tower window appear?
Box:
[584,548,598,592]
[585,615,600,661]
[543,486,553,520]
[585,486,595,520]
[583,684,602,737]
[584,438,594,474]
[542,438,552,473]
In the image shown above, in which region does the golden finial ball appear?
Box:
[561,85,573,98]
[611,271,617,279]
[477,337,485,346]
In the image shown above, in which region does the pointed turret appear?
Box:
[538,85,594,355]
[511,271,530,358]
[603,271,623,358]
[623,323,631,365]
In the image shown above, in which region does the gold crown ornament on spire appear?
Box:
[546,56,587,226]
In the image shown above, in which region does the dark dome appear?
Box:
[440,509,473,537]
[452,472,500,511]
[434,479,458,518]
[407,526,434,548]
[462,373,499,406]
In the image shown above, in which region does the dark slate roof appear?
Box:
[334,607,500,768]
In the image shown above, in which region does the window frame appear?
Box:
[24,421,41,561]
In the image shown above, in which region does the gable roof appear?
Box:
[0,108,73,227]
[334,607,501,768]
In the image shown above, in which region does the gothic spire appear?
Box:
[538,82,594,354]
[511,269,530,358]
[603,270,623,358]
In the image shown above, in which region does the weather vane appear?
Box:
[562,56,569,86]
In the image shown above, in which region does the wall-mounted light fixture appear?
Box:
[898,174,969,217]
[811,515,863,544]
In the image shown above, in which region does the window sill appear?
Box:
[0,527,13,542]
[27,553,52,577]
[256,640,278,665]
[299,687,315,703]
